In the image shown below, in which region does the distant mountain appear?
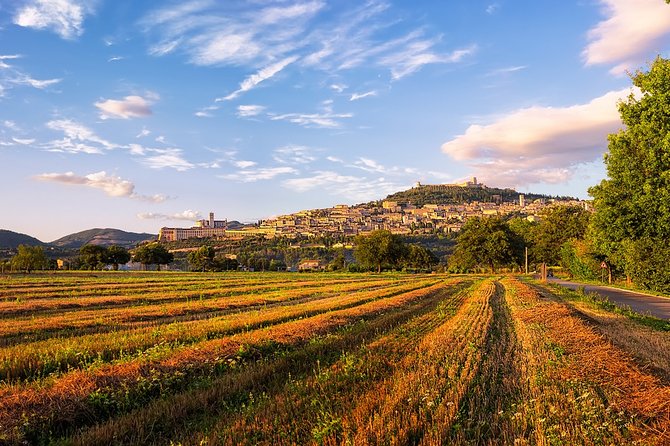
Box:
[50,228,156,249]
[0,230,45,249]
[382,184,576,207]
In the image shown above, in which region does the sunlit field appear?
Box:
[0,272,669,445]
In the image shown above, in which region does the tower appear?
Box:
[209,212,214,228]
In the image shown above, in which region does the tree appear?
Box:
[405,244,439,270]
[187,246,216,272]
[450,217,517,273]
[531,205,590,266]
[79,244,108,270]
[106,245,130,271]
[589,57,670,289]
[133,243,174,271]
[11,245,48,273]
[354,230,406,273]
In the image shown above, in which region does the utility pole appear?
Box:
[524,247,528,275]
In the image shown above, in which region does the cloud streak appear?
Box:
[138,210,202,221]
[218,56,298,101]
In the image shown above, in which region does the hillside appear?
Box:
[382,184,575,207]
[50,228,156,249]
[0,229,45,249]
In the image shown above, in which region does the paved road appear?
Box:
[548,278,670,320]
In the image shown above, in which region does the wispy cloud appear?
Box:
[350,90,377,101]
[142,148,194,171]
[0,54,61,96]
[485,65,527,77]
[107,56,124,62]
[218,56,298,101]
[380,43,477,80]
[237,104,266,117]
[270,111,353,128]
[221,166,298,182]
[273,145,317,164]
[330,83,347,93]
[95,94,156,119]
[13,0,95,40]
[34,170,167,202]
[138,210,202,221]
[44,119,116,154]
[583,0,670,75]
[486,3,500,15]
[441,88,634,187]
[12,137,35,145]
[283,170,405,201]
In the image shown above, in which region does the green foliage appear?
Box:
[133,243,174,270]
[80,244,109,270]
[106,246,131,270]
[354,230,407,273]
[187,246,216,272]
[10,244,48,273]
[559,240,599,281]
[589,57,670,291]
[383,184,569,207]
[532,205,590,266]
[449,217,518,273]
[620,238,670,293]
[404,244,439,270]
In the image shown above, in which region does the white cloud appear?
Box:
[237,104,266,117]
[330,83,347,93]
[13,0,94,40]
[234,160,257,168]
[107,56,123,62]
[441,88,635,187]
[273,145,317,164]
[195,111,213,118]
[34,170,167,202]
[138,210,201,221]
[221,166,298,182]
[218,56,298,101]
[486,3,500,15]
[350,90,377,101]
[11,75,61,89]
[95,95,155,120]
[12,137,35,145]
[142,148,194,171]
[486,65,527,77]
[136,127,151,138]
[283,170,405,201]
[45,119,116,153]
[270,111,353,128]
[583,0,670,75]
[381,43,477,80]
[3,120,19,131]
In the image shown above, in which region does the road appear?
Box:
[548,278,670,320]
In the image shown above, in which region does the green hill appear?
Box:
[0,230,46,249]
[382,184,574,207]
[50,228,156,249]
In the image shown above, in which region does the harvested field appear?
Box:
[0,272,669,445]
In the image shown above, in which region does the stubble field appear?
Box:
[0,271,669,445]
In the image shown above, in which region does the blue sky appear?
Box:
[1,0,669,241]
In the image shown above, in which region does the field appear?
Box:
[1,272,670,445]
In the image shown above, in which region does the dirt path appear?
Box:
[549,278,670,320]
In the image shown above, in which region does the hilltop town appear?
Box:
[159,179,588,242]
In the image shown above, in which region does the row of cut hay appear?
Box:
[0,278,395,343]
[0,280,450,444]
[0,279,440,382]
[0,276,372,314]
[186,281,476,446]
[337,280,497,445]
[503,277,670,445]
[68,280,472,445]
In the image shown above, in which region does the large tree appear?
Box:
[354,230,406,273]
[187,246,216,272]
[11,245,48,273]
[450,217,517,273]
[107,245,131,271]
[589,57,670,290]
[133,243,174,271]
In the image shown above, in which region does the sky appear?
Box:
[1,0,669,242]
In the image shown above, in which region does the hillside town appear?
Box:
[159,181,588,242]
